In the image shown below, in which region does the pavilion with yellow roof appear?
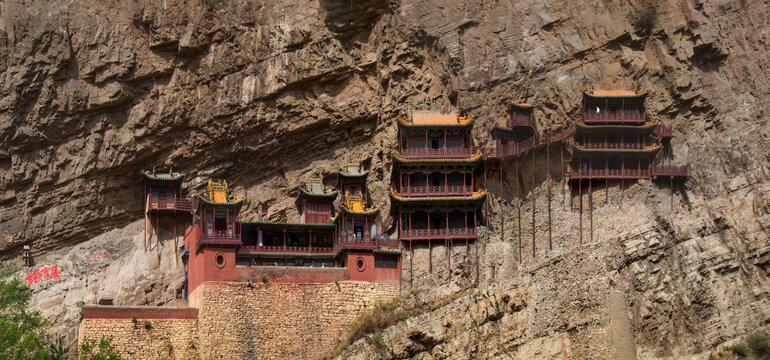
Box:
[391,104,486,287]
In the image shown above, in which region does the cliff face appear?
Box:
[2,0,770,357]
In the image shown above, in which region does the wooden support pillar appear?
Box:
[532,150,536,258]
[579,178,583,245]
[174,221,178,266]
[516,160,521,263]
[546,135,553,250]
[429,239,432,274]
[500,162,504,243]
[283,228,286,251]
[410,241,413,288]
[475,237,479,287]
[561,144,565,206]
[155,211,159,251]
[670,176,674,210]
[589,178,593,243]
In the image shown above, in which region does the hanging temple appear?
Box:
[141,88,688,297]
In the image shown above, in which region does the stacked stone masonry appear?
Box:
[190,281,398,359]
[80,281,398,359]
[78,318,198,359]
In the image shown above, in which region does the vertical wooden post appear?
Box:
[531,150,536,258]
[410,241,413,288]
[546,134,553,250]
[516,160,521,263]
[500,162,504,243]
[670,176,674,210]
[579,178,583,245]
[283,228,286,251]
[429,239,432,274]
[589,178,593,243]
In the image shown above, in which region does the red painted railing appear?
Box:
[576,142,656,150]
[485,125,576,159]
[400,185,473,197]
[508,114,534,128]
[400,228,477,240]
[240,245,334,254]
[652,165,688,177]
[401,147,472,159]
[569,169,650,180]
[582,112,646,124]
[149,196,193,212]
[653,125,673,138]
[199,232,241,246]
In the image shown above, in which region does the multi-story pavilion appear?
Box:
[390,106,487,286]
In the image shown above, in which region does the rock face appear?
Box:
[1,0,770,358]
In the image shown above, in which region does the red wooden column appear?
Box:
[545,134,553,250]
[446,211,450,281]
[579,178,583,245]
[428,211,432,274]
[605,157,609,204]
[500,162,504,242]
[282,228,286,251]
[308,229,312,251]
[531,150,536,258]
[589,178,593,243]
[516,159,521,263]
[409,241,413,288]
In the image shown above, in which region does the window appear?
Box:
[215,253,225,268]
[375,255,398,269]
[354,224,364,240]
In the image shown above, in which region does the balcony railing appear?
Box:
[569,169,650,180]
[400,228,477,240]
[240,245,334,254]
[508,114,534,128]
[582,112,646,124]
[652,165,689,178]
[653,125,673,138]
[576,142,656,150]
[484,125,576,160]
[199,231,242,247]
[400,185,473,197]
[149,196,193,212]
[401,147,472,159]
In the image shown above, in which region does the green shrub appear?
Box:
[746,330,770,356]
[143,320,152,331]
[78,336,121,360]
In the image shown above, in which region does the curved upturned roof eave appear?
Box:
[583,88,650,99]
[390,151,484,164]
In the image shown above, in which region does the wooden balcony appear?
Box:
[400,228,477,241]
[400,185,473,197]
[400,147,472,159]
[576,142,656,150]
[653,125,673,138]
[508,114,534,128]
[569,169,650,180]
[199,231,242,248]
[652,165,688,178]
[149,196,193,213]
[239,245,334,254]
[582,112,646,125]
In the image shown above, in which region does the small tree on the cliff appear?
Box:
[0,265,65,360]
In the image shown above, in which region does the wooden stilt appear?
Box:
[589,179,593,243]
[516,160,521,263]
[605,178,608,205]
[429,239,432,274]
[410,241,413,288]
[670,176,674,210]
[532,150,536,258]
[546,141,553,250]
[500,163,504,242]
[475,238,479,287]
[579,178,583,245]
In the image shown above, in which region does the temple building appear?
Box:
[569,88,688,242]
[389,106,487,287]
[333,165,400,282]
[142,169,192,264]
[180,170,400,297]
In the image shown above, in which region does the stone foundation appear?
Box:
[79,281,398,359]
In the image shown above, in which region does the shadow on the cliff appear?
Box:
[319,0,386,39]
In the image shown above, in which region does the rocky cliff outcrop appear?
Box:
[1,0,769,357]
